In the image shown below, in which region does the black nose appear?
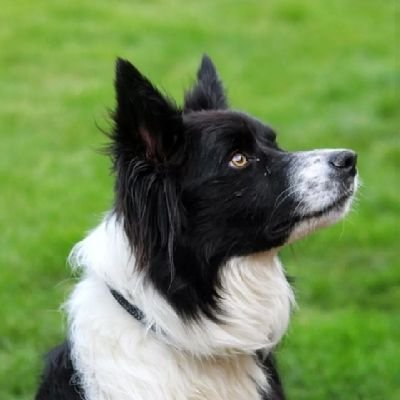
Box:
[328,150,357,175]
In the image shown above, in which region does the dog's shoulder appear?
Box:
[35,341,83,400]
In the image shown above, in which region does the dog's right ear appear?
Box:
[183,55,228,112]
[112,58,182,164]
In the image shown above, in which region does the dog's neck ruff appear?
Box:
[109,288,156,332]
[66,216,295,399]
[68,215,294,355]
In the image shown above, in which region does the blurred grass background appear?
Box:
[0,0,398,399]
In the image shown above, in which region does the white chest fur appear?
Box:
[67,217,294,399]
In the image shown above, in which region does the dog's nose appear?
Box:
[328,150,357,175]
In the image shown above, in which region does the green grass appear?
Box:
[0,1,398,398]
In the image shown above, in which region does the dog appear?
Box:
[36,55,358,400]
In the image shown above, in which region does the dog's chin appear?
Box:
[286,192,355,244]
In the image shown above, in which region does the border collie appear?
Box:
[36,55,358,400]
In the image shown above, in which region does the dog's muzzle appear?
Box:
[289,148,358,220]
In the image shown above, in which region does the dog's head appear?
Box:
[110,55,358,320]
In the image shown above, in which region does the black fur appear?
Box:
[257,352,286,400]
[35,342,82,400]
[184,54,228,112]
[111,55,296,320]
[111,59,184,269]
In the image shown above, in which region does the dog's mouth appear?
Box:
[269,191,354,236]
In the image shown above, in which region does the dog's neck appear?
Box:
[69,213,294,356]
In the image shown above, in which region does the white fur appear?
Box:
[288,149,358,241]
[67,215,294,400]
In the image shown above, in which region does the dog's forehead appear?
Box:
[182,110,276,141]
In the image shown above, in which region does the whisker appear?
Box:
[268,185,301,224]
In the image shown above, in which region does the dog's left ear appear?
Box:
[184,54,228,112]
[112,58,182,163]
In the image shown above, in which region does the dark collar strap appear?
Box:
[109,288,156,332]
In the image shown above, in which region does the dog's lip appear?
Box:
[299,191,352,220]
[269,191,353,235]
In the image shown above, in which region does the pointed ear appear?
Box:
[112,58,182,163]
[183,55,228,112]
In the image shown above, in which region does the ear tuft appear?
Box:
[184,54,228,112]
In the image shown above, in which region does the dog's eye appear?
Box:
[229,153,249,169]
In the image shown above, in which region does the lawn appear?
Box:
[0,1,398,399]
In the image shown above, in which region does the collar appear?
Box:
[109,288,156,332]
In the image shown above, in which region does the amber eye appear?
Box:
[229,153,249,169]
